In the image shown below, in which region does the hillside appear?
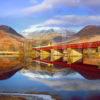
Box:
[66,25,100,44]
[25,28,75,46]
[0,25,23,37]
[76,25,100,37]
[0,25,24,78]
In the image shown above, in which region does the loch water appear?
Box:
[0,63,100,100]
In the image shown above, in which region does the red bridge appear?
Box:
[32,41,100,80]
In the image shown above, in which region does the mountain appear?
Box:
[0,25,23,37]
[25,28,75,46]
[25,28,74,38]
[75,25,100,37]
[0,25,24,48]
[53,34,72,43]
[0,25,24,79]
[37,28,55,34]
[66,25,100,44]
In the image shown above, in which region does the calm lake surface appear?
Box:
[0,64,100,100]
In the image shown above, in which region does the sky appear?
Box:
[0,0,100,34]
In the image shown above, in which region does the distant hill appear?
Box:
[0,25,23,37]
[0,25,24,52]
[25,28,75,46]
[75,25,100,37]
[65,25,100,44]
[0,25,24,76]
[25,28,74,38]
[53,34,72,43]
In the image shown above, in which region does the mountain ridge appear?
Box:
[0,25,23,37]
[75,25,100,37]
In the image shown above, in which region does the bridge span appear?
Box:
[32,41,100,79]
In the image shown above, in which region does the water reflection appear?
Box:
[30,61,74,75]
[0,61,100,100]
[0,67,21,80]
[0,69,100,100]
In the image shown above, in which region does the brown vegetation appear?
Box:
[0,26,25,78]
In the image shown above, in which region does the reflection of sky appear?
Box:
[21,70,100,91]
[0,71,54,93]
[0,70,100,92]
[53,73,85,79]
[0,70,100,100]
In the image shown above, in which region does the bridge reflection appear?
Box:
[0,40,100,80]
[32,41,100,80]
[32,59,100,80]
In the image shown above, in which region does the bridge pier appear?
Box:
[83,47,100,67]
[32,49,40,59]
[40,49,50,61]
[32,41,100,79]
[51,49,63,62]
[63,48,83,64]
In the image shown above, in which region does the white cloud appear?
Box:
[22,24,66,34]
[21,0,100,15]
[21,15,100,34]
[1,0,79,17]
[43,15,100,26]
[1,0,100,17]
[81,0,100,6]
[21,0,79,15]
[21,71,100,91]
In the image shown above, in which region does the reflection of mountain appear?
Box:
[21,68,75,79]
[53,69,75,78]
[0,67,21,80]
[0,25,24,79]
[21,70,100,91]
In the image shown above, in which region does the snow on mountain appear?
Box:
[22,27,75,38]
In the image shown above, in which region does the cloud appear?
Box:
[21,24,66,35]
[21,0,100,15]
[43,15,100,26]
[21,0,79,15]
[21,70,100,91]
[0,0,79,17]
[80,0,100,14]
[81,0,100,7]
[22,15,100,33]
[22,24,42,33]
[1,0,100,17]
